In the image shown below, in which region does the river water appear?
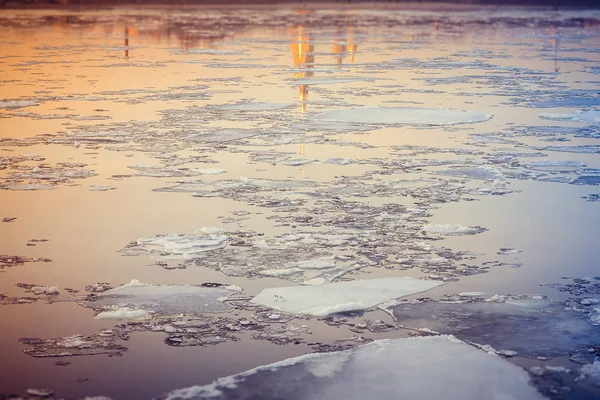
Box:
[1,4,600,400]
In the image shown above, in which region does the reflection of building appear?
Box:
[333,27,357,67]
[290,26,314,112]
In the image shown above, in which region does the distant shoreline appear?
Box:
[1,0,599,11]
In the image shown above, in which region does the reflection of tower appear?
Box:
[124,25,130,59]
[290,26,314,112]
[552,37,560,73]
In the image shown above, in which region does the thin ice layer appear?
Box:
[85,280,233,315]
[317,107,492,126]
[251,277,442,317]
[157,336,545,400]
[389,300,600,357]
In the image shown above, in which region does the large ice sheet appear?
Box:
[317,107,492,126]
[540,110,600,123]
[389,300,600,357]
[251,277,442,317]
[157,336,545,400]
[85,280,233,315]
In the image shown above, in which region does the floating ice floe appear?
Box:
[571,176,600,186]
[324,158,352,165]
[251,277,442,317]
[120,231,228,259]
[540,110,600,123]
[389,299,600,357]
[317,107,492,126]
[578,361,600,387]
[20,331,127,358]
[423,224,487,236]
[435,166,504,180]
[157,336,545,400]
[2,183,56,191]
[0,100,38,109]
[534,145,599,154]
[85,280,235,315]
[88,185,116,191]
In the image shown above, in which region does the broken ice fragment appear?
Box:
[3,183,56,191]
[26,389,53,397]
[0,100,38,109]
[317,107,492,126]
[577,361,600,387]
[435,166,504,181]
[251,277,442,317]
[20,332,127,358]
[88,185,116,191]
[324,158,352,165]
[423,224,487,236]
[120,232,228,259]
[540,110,600,123]
[85,280,234,315]
[157,336,544,400]
[389,299,600,357]
[498,248,522,256]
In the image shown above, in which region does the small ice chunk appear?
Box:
[0,100,38,109]
[324,158,352,165]
[423,224,487,236]
[497,248,522,256]
[317,107,492,126]
[435,166,504,180]
[26,389,53,397]
[577,361,600,387]
[251,277,442,317]
[88,185,116,191]
[496,350,518,357]
[4,183,56,191]
[158,336,545,400]
[278,158,316,166]
[195,168,226,175]
[31,286,60,295]
[459,292,486,297]
[540,110,600,123]
[259,268,304,277]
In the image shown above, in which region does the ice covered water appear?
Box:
[251,277,442,317]
[389,299,600,357]
[2,4,600,400]
[158,336,545,400]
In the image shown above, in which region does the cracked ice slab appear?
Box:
[389,299,600,357]
[317,107,492,126]
[120,231,228,259]
[251,277,442,317]
[85,280,234,315]
[157,336,545,400]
